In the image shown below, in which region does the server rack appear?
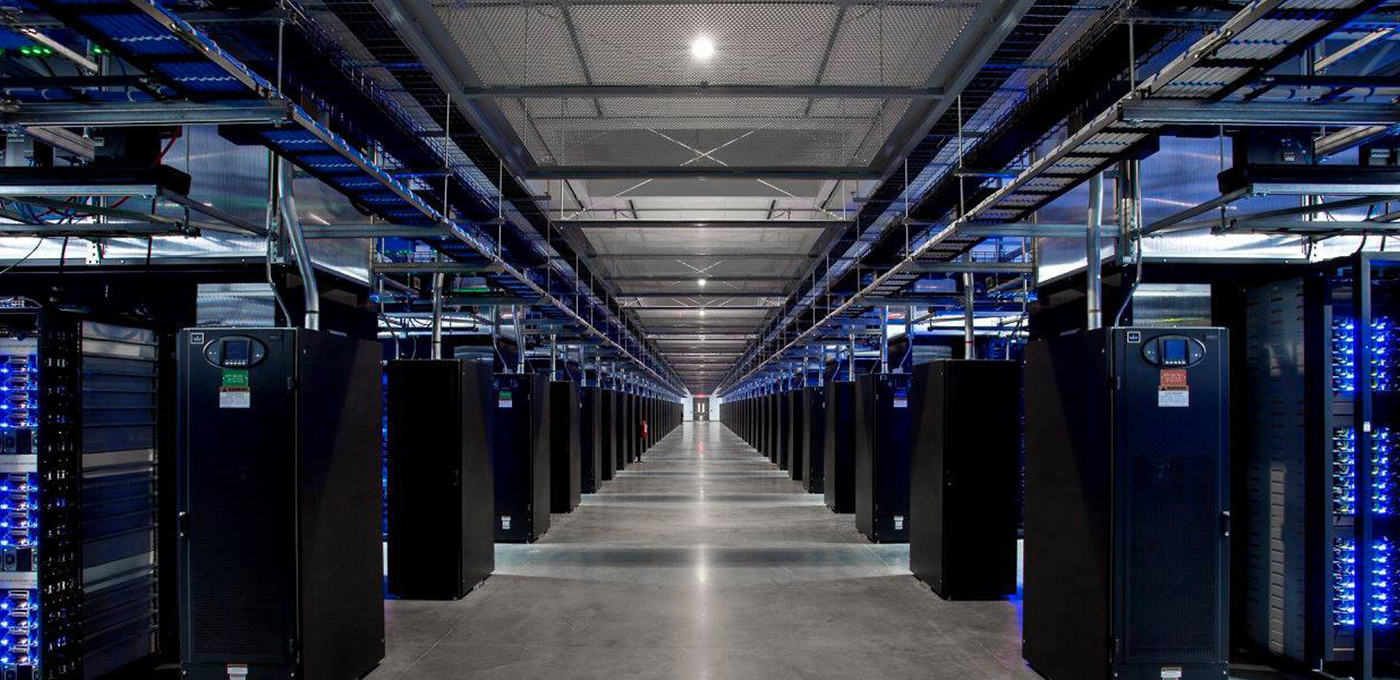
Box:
[854,373,913,543]
[824,381,856,513]
[619,393,632,468]
[492,374,550,543]
[1023,327,1229,680]
[178,328,383,680]
[580,386,601,494]
[776,391,791,471]
[548,381,581,513]
[787,388,805,481]
[802,385,826,494]
[1240,258,1400,677]
[766,394,778,464]
[385,359,494,600]
[599,390,616,482]
[0,310,163,680]
[909,360,1019,599]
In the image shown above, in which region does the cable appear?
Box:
[1112,241,1144,328]
[0,240,46,278]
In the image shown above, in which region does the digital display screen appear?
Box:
[224,338,250,365]
[1162,338,1187,364]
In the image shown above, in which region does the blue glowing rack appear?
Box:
[1335,426,1393,516]
[1332,316,1395,393]
[0,341,40,679]
[1336,538,1395,627]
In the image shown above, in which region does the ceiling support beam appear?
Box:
[458,84,945,99]
[530,167,882,180]
[563,220,847,230]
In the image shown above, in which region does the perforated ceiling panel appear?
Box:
[429,0,980,171]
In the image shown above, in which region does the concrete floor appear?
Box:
[369,421,1036,680]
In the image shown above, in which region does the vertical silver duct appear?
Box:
[1085,172,1104,331]
[277,159,319,331]
[430,272,444,359]
[963,271,976,360]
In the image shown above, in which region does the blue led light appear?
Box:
[0,350,40,679]
[1334,427,1393,515]
[1333,316,1397,393]
[1335,538,1396,626]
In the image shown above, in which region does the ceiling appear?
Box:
[429,0,987,175]
[377,0,1032,393]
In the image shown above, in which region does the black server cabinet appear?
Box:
[386,359,495,600]
[776,392,791,470]
[771,395,782,466]
[492,374,550,542]
[580,386,601,493]
[854,373,913,543]
[548,381,581,513]
[909,360,1020,599]
[1239,266,1400,675]
[619,393,631,468]
[0,311,162,680]
[824,382,856,513]
[802,386,826,494]
[1023,327,1229,680]
[600,390,616,482]
[177,328,384,680]
[788,389,805,481]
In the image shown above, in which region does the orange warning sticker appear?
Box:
[1159,369,1189,390]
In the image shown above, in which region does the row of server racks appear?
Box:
[386,365,681,567]
[173,326,680,680]
[717,360,1021,598]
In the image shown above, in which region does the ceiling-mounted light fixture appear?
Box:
[690,36,716,61]
[697,278,708,287]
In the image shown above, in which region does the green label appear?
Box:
[222,370,250,388]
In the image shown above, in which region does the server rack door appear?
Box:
[580,386,600,494]
[493,374,551,542]
[548,381,581,512]
[789,391,805,482]
[1023,332,1113,680]
[803,386,826,494]
[178,329,298,671]
[530,377,552,533]
[618,394,630,468]
[386,360,466,599]
[777,392,790,470]
[459,361,497,589]
[294,332,385,680]
[600,390,616,481]
[824,382,856,513]
[910,360,1020,599]
[854,373,913,543]
[1111,328,1229,677]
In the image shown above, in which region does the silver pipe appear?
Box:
[550,333,558,380]
[879,306,889,373]
[1086,172,1104,331]
[277,159,319,331]
[430,272,444,359]
[963,271,976,360]
[513,305,526,373]
[847,332,856,381]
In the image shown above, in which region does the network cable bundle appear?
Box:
[0,307,160,680]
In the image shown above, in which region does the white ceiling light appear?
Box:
[697,277,708,287]
[690,36,716,61]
